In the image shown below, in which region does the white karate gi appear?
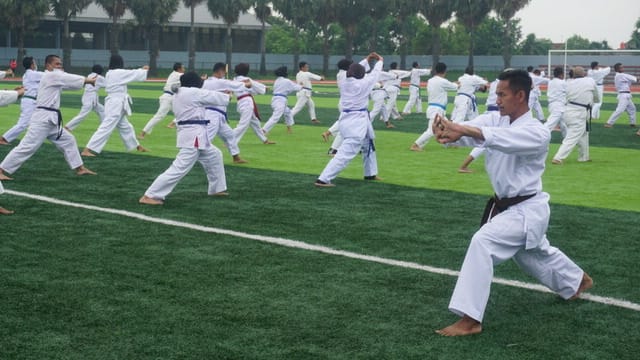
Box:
[382,69,410,122]
[141,70,182,134]
[369,72,397,123]
[84,68,147,153]
[552,76,599,162]
[326,69,351,151]
[290,70,322,121]
[144,87,230,200]
[0,90,20,194]
[262,76,302,133]
[0,70,86,174]
[2,68,44,142]
[528,72,548,121]
[448,110,585,322]
[451,73,488,123]
[201,77,246,157]
[606,72,637,126]
[0,71,7,80]
[402,67,431,114]
[317,59,382,184]
[413,76,459,149]
[484,79,499,113]
[587,66,610,119]
[545,77,567,131]
[65,72,106,130]
[232,75,267,144]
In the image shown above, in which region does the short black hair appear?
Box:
[213,62,226,73]
[45,55,60,67]
[498,68,531,102]
[465,66,474,75]
[553,66,563,78]
[590,61,598,69]
[109,54,124,70]
[22,56,34,70]
[337,58,353,71]
[234,63,250,76]
[412,61,419,68]
[614,62,623,72]
[390,62,398,70]
[434,62,447,74]
[526,65,534,72]
[347,63,365,79]
[180,71,203,88]
[173,62,183,71]
[274,66,288,77]
[92,64,104,75]
[299,61,308,69]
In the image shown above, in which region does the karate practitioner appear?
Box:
[290,61,324,124]
[81,55,148,157]
[138,62,185,139]
[528,67,548,122]
[0,57,44,145]
[605,63,637,128]
[0,68,14,79]
[232,63,274,145]
[315,53,383,187]
[321,59,353,156]
[0,55,96,183]
[450,66,488,123]
[410,62,458,151]
[587,61,610,119]
[262,66,302,134]
[0,86,24,214]
[65,64,106,131]
[202,62,250,164]
[382,62,410,127]
[433,68,592,337]
[139,72,231,205]
[545,66,567,132]
[402,62,431,115]
[551,66,599,164]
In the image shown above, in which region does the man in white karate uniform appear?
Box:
[544,66,567,132]
[138,62,185,139]
[0,57,44,145]
[551,66,599,164]
[202,62,250,164]
[587,61,610,119]
[65,64,106,131]
[402,62,431,115]
[0,55,96,182]
[450,66,488,123]
[433,68,591,337]
[232,63,274,145]
[140,72,230,205]
[605,62,637,128]
[262,66,302,134]
[410,62,458,151]
[382,62,410,127]
[528,66,548,122]
[0,86,24,214]
[290,61,323,124]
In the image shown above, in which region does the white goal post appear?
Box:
[547,49,640,79]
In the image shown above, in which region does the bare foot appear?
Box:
[570,272,593,300]
[64,126,72,132]
[0,172,13,181]
[209,191,229,196]
[311,119,321,124]
[0,206,14,215]
[263,140,276,145]
[166,122,176,128]
[0,137,10,145]
[458,168,473,173]
[137,132,146,140]
[139,195,163,205]
[436,315,482,337]
[136,145,149,152]
[76,166,96,176]
[321,131,331,142]
[81,148,96,157]
[410,143,423,152]
[233,155,248,164]
[385,122,395,129]
[603,124,613,128]
[287,126,293,134]
[364,175,383,181]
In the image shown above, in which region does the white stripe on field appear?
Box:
[7,189,640,312]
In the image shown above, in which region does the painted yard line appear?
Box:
[7,189,640,312]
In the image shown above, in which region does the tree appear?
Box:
[0,0,50,67]
[310,0,337,75]
[519,33,552,55]
[50,0,93,71]
[335,0,370,59]
[183,0,205,71]
[420,0,455,66]
[129,0,180,76]
[392,0,421,68]
[253,0,271,75]
[566,34,591,50]
[492,0,530,68]
[95,0,128,56]
[207,0,252,67]
[272,0,313,71]
[626,17,640,49]
[454,0,492,69]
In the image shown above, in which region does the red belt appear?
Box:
[237,93,261,120]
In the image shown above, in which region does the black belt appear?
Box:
[480,193,536,226]
[568,101,592,132]
[177,120,210,125]
[619,91,630,94]
[163,90,174,95]
[37,106,63,140]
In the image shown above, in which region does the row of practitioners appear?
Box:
[0,58,596,338]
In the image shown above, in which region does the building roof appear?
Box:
[44,3,268,30]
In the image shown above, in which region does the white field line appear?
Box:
[7,189,640,312]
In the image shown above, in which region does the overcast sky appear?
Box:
[515,0,640,47]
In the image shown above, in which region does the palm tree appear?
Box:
[492,0,530,68]
[50,0,93,71]
[271,0,313,72]
[454,0,492,68]
[253,0,271,75]
[207,0,252,67]
[420,0,455,66]
[183,0,206,71]
[311,0,337,75]
[95,0,128,56]
[0,0,50,66]
[335,0,369,59]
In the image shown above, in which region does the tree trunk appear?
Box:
[110,15,120,56]
[63,15,72,71]
[292,27,300,71]
[17,28,25,74]
[259,21,267,75]
[345,24,355,60]
[501,21,512,68]
[467,27,475,69]
[322,31,330,76]
[431,26,442,66]
[188,4,196,71]
[148,26,159,77]
[225,24,232,67]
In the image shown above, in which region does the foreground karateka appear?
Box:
[140,72,231,205]
[432,68,592,337]
[0,86,25,214]
[0,55,96,184]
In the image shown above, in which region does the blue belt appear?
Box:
[177,119,210,125]
[205,107,227,120]
[428,103,446,110]
[274,93,287,98]
[487,104,499,111]
[458,92,477,111]
[343,108,368,113]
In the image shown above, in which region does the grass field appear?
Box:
[1,79,639,359]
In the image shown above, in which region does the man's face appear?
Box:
[301,64,309,72]
[496,80,522,118]
[47,57,63,71]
